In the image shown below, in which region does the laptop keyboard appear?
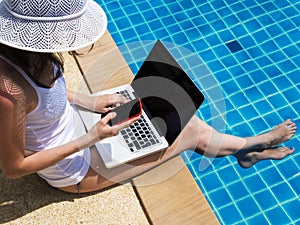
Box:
[119,90,133,100]
[120,115,161,152]
[118,89,162,152]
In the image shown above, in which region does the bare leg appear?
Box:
[58,116,296,193]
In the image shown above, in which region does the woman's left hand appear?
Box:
[89,93,128,113]
[67,90,128,113]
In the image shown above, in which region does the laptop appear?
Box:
[78,41,205,168]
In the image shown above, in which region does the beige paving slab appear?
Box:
[74,30,133,92]
[0,173,148,225]
[133,156,220,225]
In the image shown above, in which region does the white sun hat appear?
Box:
[0,0,107,52]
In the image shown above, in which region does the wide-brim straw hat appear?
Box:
[0,0,107,52]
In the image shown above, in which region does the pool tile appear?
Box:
[223,15,239,27]
[218,204,243,224]
[252,29,271,43]
[282,200,300,221]
[283,46,299,58]
[236,197,260,218]
[257,14,275,26]
[201,173,224,192]
[247,214,270,225]
[250,6,265,16]
[268,50,288,63]
[232,122,254,136]
[236,75,254,89]
[219,30,235,42]
[229,65,246,77]
[261,2,277,11]
[260,167,283,186]
[229,92,250,107]
[271,182,296,202]
[209,189,232,208]
[282,88,300,104]
[244,175,266,193]
[227,181,249,200]
[226,40,243,53]
[258,81,277,96]
[268,93,289,108]
[254,100,274,115]
[254,190,278,210]
[265,206,291,225]
[241,60,259,72]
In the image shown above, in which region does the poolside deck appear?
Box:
[0,30,219,225]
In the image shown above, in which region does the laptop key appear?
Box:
[133,140,141,150]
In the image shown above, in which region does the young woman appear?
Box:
[0,0,297,193]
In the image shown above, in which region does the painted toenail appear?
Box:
[289,147,294,150]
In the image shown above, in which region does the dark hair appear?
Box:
[0,43,64,87]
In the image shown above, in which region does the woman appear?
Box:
[0,0,297,193]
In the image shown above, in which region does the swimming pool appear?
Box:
[96,0,300,224]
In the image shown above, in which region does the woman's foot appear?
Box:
[244,119,297,150]
[234,147,295,168]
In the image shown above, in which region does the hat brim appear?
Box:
[0,0,107,53]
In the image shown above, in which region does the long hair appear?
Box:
[0,43,64,86]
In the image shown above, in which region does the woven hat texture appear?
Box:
[0,0,107,52]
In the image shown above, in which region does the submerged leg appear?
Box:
[58,117,296,193]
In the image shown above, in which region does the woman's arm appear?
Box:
[0,88,139,179]
[67,90,128,113]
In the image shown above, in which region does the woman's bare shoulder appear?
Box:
[0,58,27,105]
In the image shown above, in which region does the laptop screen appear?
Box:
[132,41,204,144]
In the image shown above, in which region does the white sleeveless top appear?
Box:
[0,55,90,187]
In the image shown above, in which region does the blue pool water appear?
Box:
[96,0,300,224]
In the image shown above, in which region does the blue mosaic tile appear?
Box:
[257,14,275,26]
[265,206,291,225]
[248,117,269,133]
[282,45,299,58]
[282,200,300,221]
[252,29,271,43]
[200,173,224,192]
[244,175,266,193]
[282,88,300,104]
[236,75,254,88]
[254,190,278,210]
[250,6,265,16]
[260,167,284,186]
[268,94,289,109]
[213,45,230,58]
[223,15,239,27]
[232,122,254,136]
[239,105,259,120]
[209,189,233,208]
[254,100,274,115]
[218,204,243,224]
[247,214,270,225]
[247,47,264,58]
[236,197,261,218]
[271,182,296,202]
[226,40,243,53]
[244,86,264,102]
[230,66,246,77]
[229,92,250,107]
[268,50,288,63]
[227,181,249,200]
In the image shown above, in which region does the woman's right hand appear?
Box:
[89,112,140,142]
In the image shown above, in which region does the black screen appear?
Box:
[132,41,204,144]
